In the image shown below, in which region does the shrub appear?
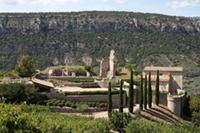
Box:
[58,103,64,107]
[192,112,200,126]
[116,67,122,75]
[0,83,46,104]
[134,109,141,119]
[65,101,72,106]
[76,104,89,113]
[109,111,132,132]
[73,79,94,82]
[71,103,76,108]
[21,104,50,112]
[81,84,100,88]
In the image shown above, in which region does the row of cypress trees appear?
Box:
[139,70,160,110]
[108,69,160,116]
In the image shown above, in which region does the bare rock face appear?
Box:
[82,56,92,66]
[0,12,199,35]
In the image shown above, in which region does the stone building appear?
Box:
[143,66,183,94]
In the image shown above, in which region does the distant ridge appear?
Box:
[194,16,200,19]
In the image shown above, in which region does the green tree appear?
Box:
[148,72,152,108]
[116,67,122,75]
[133,69,141,76]
[128,70,134,113]
[119,80,124,113]
[144,75,147,109]
[84,65,92,72]
[125,63,136,72]
[139,75,143,110]
[108,81,112,117]
[15,55,36,77]
[155,70,159,106]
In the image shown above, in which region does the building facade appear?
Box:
[143,66,183,94]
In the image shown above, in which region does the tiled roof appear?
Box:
[143,66,183,72]
[32,78,54,88]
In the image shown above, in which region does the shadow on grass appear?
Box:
[142,107,179,123]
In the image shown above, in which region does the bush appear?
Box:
[192,112,200,126]
[73,79,94,82]
[134,109,141,119]
[58,103,64,107]
[184,94,200,117]
[0,83,47,104]
[124,119,200,133]
[76,104,89,113]
[109,111,132,132]
[21,104,50,112]
[81,84,100,88]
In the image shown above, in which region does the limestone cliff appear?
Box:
[0,12,199,35]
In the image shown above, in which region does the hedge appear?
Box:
[72,79,94,82]
[64,89,122,95]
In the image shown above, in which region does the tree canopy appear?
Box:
[15,55,36,77]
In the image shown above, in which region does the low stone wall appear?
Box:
[46,92,127,108]
[50,106,107,113]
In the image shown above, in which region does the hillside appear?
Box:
[0,11,200,96]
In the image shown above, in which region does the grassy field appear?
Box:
[117,69,140,80]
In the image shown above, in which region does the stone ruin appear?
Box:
[100,49,116,79]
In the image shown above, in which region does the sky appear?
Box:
[0,0,199,17]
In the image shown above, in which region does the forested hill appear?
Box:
[0,11,199,71]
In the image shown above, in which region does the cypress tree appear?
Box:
[108,81,112,117]
[128,70,134,113]
[144,75,147,109]
[119,80,123,113]
[139,75,143,110]
[148,71,152,108]
[155,70,159,106]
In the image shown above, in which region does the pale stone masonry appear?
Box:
[143,66,183,94]
[100,50,116,79]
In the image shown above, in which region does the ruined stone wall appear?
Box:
[100,57,110,78]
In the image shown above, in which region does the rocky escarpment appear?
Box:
[0,11,200,35]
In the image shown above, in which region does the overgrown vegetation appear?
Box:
[48,99,107,108]
[0,83,48,104]
[0,98,111,132]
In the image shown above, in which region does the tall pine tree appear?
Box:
[119,80,123,113]
[128,70,134,113]
[108,81,112,117]
[139,75,143,110]
[155,70,160,106]
[144,75,147,109]
[148,71,152,108]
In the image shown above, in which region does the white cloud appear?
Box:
[166,0,200,8]
[113,0,127,4]
[0,0,111,5]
